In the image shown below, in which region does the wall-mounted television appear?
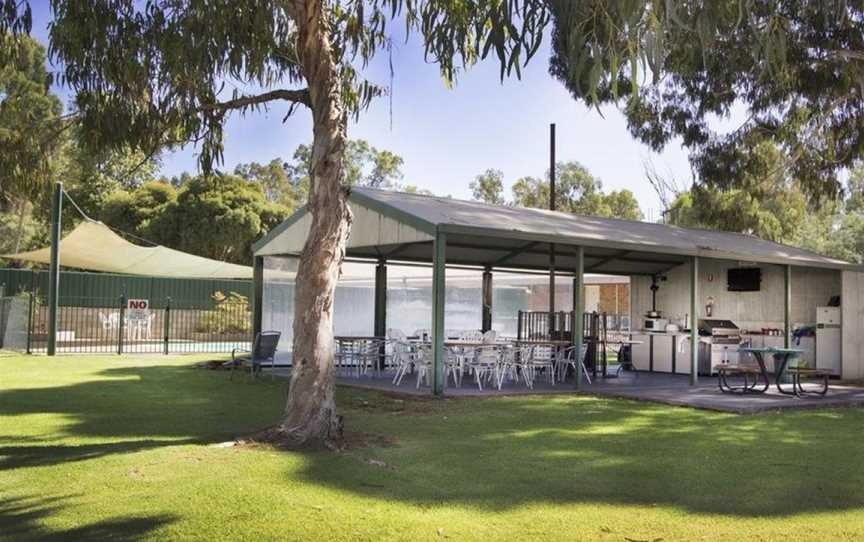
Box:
[727,267,761,292]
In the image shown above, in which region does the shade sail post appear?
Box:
[573,246,584,390]
[47,182,62,356]
[481,266,493,332]
[690,256,699,385]
[432,232,446,396]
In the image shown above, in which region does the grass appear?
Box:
[2,353,864,541]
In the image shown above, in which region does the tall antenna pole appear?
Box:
[548,123,556,334]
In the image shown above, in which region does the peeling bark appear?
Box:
[267,0,352,449]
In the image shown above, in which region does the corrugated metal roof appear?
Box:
[348,188,857,270]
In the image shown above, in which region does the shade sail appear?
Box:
[4,220,253,279]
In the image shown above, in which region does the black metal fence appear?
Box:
[3,294,252,355]
[516,310,630,341]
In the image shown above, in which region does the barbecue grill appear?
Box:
[697,319,742,374]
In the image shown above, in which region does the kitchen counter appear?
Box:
[630,331,700,374]
[635,329,693,336]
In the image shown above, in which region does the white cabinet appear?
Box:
[653,335,673,373]
[676,337,694,375]
[630,333,692,374]
[631,334,651,371]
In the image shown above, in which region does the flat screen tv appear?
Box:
[727,267,761,292]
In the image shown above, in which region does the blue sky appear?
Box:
[30,5,704,221]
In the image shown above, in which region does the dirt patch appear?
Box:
[339,388,459,416]
[228,422,396,453]
[193,360,234,370]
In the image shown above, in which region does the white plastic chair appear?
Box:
[98,312,114,331]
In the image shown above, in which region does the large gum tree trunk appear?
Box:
[272,0,352,448]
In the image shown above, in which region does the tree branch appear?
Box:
[197,89,311,113]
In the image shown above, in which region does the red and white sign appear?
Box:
[127,298,150,320]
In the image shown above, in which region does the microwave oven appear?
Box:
[644,318,668,330]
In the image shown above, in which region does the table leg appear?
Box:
[753,353,770,392]
[775,353,797,396]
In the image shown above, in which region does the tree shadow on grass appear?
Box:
[0,495,174,541]
[0,364,284,468]
[4,362,864,519]
[296,392,864,518]
[0,438,201,470]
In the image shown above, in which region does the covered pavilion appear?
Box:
[253,188,864,396]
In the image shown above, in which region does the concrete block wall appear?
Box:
[631,259,841,332]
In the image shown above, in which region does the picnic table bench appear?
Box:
[721,347,830,397]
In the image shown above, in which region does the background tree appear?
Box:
[794,162,864,263]
[510,161,643,220]
[234,159,302,211]
[55,136,161,225]
[287,139,405,193]
[101,175,290,265]
[660,143,808,243]
[548,2,864,202]
[100,181,178,240]
[0,34,62,256]
[470,169,505,205]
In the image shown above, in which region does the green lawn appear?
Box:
[2,353,864,541]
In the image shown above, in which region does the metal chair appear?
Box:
[560,345,592,385]
[231,331,281,380]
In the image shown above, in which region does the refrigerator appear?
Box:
[816,306,841,376]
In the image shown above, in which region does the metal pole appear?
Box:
[690,256,699,385]
[163,296,171,355]
[573,246,584,390]
[481,266,493,332]
[374,259,387,337]
[374,259,387,370]
[431,231,447,396]
[26,271,35,354]
[784,264,792,349]
[252,255,264,338]
[26,290,33,354]
[118,295,126,355]
[548,123,556,329]
[47,181,62,356]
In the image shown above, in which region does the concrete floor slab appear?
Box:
[268,363,864,413]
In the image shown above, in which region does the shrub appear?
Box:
[196,291,251,334]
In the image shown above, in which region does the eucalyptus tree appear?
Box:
[0,34,62,251]
[470,169,506,205]
[548,1,864,202]
[27,0,549,448]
